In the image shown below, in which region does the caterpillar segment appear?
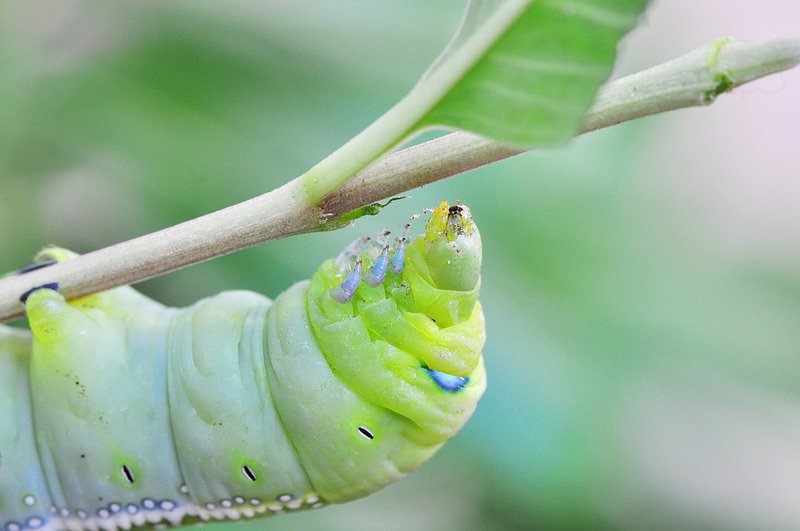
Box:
[0,201,486,530]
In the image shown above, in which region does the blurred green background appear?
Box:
[2,1,799,529]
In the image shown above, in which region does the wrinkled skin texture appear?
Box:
[0,202,485,530]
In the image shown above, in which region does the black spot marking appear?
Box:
[80,454,86,459]
[18,259,58,275]
[357,426,374,440]
[121,464,135,484]
[242,465,256,482]
[19,283,59,303]
[448,204,464,215]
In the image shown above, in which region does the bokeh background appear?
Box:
[2,1,799,529]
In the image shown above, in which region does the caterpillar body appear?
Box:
[0,201,485,530]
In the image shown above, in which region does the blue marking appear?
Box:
[425,368,469,392]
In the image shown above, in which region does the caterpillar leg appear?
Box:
[24,287,87,345]
[13,249,69,302]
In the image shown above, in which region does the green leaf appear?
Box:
[417,0,650,145]
[302,0,650,203]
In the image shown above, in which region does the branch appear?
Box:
[1,37,798,322]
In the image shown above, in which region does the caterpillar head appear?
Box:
[423,200,482,292]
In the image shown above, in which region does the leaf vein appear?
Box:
[556,0,640,30]
[481,80,585,114]
[491,53,609,78]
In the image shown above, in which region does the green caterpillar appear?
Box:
[0,201,485,530]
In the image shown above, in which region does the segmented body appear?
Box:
[0,202,485,530]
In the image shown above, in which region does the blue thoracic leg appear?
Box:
[335,236,369,270]
[364,247,389,286]
[390,238,405,275]
[331,260,362,303]
[330,223,411,304]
